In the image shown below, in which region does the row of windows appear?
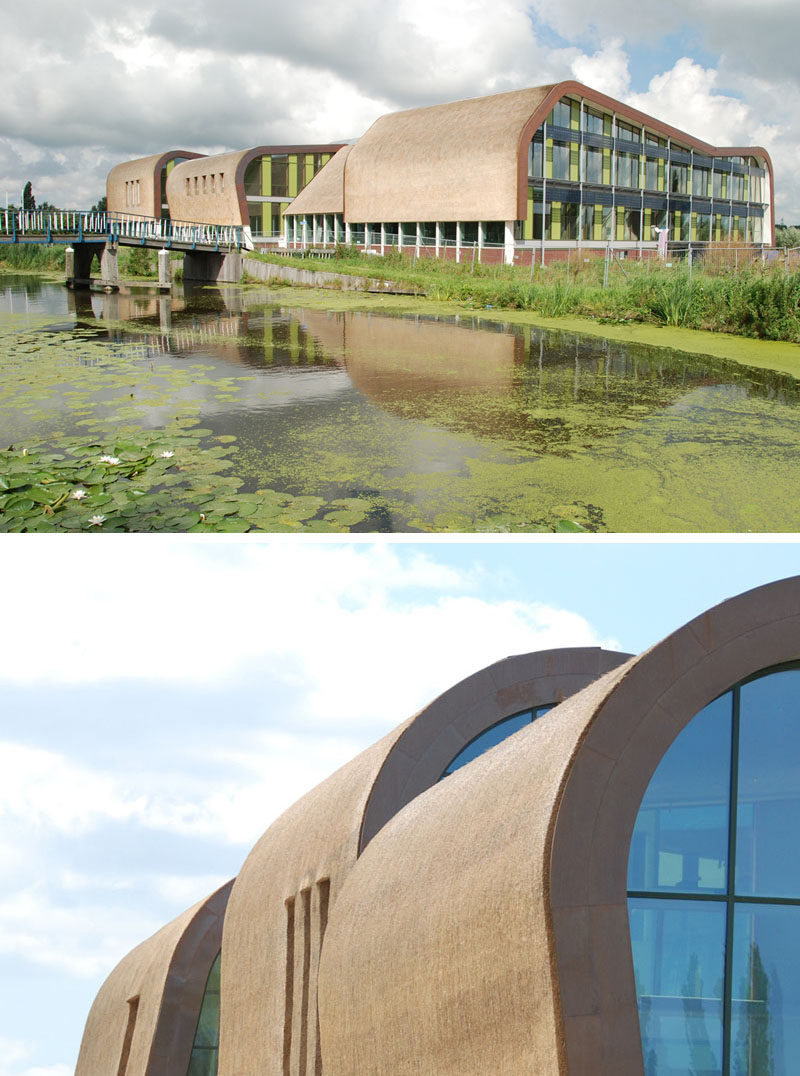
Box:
[287,217,509,246]
[246,200,291,237]
[520,201,763,244]
[529,141,763,202]
[545,96,761,172]
[242,152,333,200]
[123,179,141,208]
[184,173,226,197]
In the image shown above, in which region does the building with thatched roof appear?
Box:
[285,81,775,263]
[76,577,800,1075]
[107,152,206,220]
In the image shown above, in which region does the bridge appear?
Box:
[0,208,248,289]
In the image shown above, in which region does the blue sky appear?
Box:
[1,0,799,222]
[2,537,800,1076]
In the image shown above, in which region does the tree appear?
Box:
[22,180,35,212]
[92,195,107,212]
[775,225,800,249]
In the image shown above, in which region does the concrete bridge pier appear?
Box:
[65,242,119,291]
[99,244,119,291]
[183,249,243,284]
[158,249,171,291]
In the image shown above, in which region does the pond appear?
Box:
[1,274,799,532]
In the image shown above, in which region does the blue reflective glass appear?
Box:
[731,904,800,1075]
[187,952,220,1076]
[628,693,733,895]
[736,669,800,898]
[629,898,725,1076]
[441,705,552,777]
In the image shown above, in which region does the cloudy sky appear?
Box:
[2,537,800,1076]
[1,0,799,221]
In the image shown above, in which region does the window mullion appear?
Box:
[722,685,741,1076]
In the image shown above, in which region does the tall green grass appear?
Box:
[258,249,800,341]
[0,244,65,271]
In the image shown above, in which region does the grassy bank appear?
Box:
[0,243,183,279]
[251,248,800,343]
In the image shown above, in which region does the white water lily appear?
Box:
[70,488,87,500]
[98,455,120,465]
[87,514,106,526]
[159,450,174,459]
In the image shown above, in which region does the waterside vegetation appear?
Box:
[252,247,800,343]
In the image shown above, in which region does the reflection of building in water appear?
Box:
[75,578,800,1076]
[292,307,760,449]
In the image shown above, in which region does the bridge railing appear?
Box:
[0,209,244,250]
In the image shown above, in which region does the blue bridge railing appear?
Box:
[0,209,245,251]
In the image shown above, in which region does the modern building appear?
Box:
[76,576,800,1075]
[286,80,775,263]
[165,146,345,245]
[106,152,207,220]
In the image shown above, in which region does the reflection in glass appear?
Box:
[731,904,800,1076]
[737,670,800,898]
[187,952,220,1076]
[440,705,553,778]
[628,693,732,895]
[629,898,725,1076]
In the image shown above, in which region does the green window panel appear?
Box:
[551,202,562,241]
[643,207,651,238]
[603,148,612,186]
[262,157,271,197]
[604,114,612,138]
[569,143,579,182]
[288,156,299,198]
[570,99,580,131]
[616,205,624,242]
[658,159,665,192]
[304,154,314,189]
[545,140,553,180]
[524,189,534,241]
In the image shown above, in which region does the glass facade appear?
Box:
[244,151,333,238]
[439,704,553,779]
[628,666,800,1075]
[520,95,767,246]
[187,952,220,1076]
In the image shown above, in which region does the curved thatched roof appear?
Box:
[287,144,353,216]
[344,85,555,223]
[107,151,205,217]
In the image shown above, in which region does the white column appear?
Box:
[478,221,485,250]
[416,222,422,258]
[380,223,386,255]
[456,221,462,264]
[435,221,441,257]
[345,221,352,245]
[504,220,515,265]
[397,222,403,252]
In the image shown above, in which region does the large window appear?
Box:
[439,704,553,779]
[628,666,800,1075]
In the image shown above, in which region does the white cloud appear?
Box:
[1,0,798,217]
[0,885,161,977]
[571,38,631,100]
[0,543,609,696]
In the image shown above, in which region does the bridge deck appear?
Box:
[0,209,246,253]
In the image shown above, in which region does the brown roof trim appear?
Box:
[232,144,346,226]
[515,80,775,243]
